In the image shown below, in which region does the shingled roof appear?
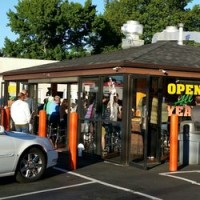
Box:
[2,41,200,76]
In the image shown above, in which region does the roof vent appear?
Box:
[165,26,178,32]
[152,23,200,43]
[178,23,184,45]
[121,21,144,49]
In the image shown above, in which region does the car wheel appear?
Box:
[16,147,46,183]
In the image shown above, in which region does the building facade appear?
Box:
[1,41,200,169]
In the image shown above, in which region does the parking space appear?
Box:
[0,167,161,200]
[0,159,199,200]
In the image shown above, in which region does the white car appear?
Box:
[0,125,58,183]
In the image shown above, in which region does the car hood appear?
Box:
[4,131,54,151]
[5,131,38,140]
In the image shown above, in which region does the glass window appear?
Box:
[101,76,123,159]
[80,79,99,154]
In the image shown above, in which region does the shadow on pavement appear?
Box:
[56,151,103,170]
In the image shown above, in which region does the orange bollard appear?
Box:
[169,114,179,172]
[4,107,10,131]
[0,107,5,126]
[38,110,47,137]
[69,112,78,170]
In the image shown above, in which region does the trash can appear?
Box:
[179,120,200,165]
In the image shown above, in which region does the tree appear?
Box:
[3,0,199,58]
[103,0,195,45]
[4,0,66,59]
[62,0,97,53]
[89,14,120,54]
[3,0,100,60]
[0,48,3,56]
[184,5,200,32]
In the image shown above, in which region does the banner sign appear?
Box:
[167,83,200,116]
[168,83,200,95]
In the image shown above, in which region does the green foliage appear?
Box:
[103,0,195,44]
[2,0,200,59]
[184,40,200,47]
[90,14,121,54]
[4,0,67,59]
[3,0,101,59]
[184,5,200,31]
[0,49,3,57]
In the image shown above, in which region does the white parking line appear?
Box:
[159,170,200,186]
[0,167,163,200]
[0,181,94,200]
[55,167,163,200]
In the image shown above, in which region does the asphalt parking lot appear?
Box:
[0,152,199,200]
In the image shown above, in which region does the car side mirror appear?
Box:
[0,125,5,134]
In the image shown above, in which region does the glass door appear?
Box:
[79,77,100,155]
[79,76,123,163]
[27,83,38,112]
[130,76,148,167]
[101,76,123,162]
[1,82,5,106]
[130,76,163,169]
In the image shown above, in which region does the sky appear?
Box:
[0,0,199,49]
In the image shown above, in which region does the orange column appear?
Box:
[169,114,179,172]
[38,110,47,137]
[69,112,78,170]
[0,107,5,126]
[4,107,10,131]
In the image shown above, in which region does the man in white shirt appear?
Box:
[11,92,31,133]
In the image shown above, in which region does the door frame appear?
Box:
[130,75,163,169]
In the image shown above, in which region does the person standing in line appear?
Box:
[59,99,69,129]
[48,95,61,126]
[148,95,158,160]
[21,89,34,113]
[7,96,16,131]
[11,92,31,133]
[46,96,54,118]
